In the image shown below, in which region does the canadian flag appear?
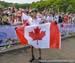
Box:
[17,11,29,25]
[16,22,61,49]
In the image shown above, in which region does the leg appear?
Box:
[38,48,41,60]
[29,46,35,62]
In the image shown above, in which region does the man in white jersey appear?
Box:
[19,10,44,62]
[29,10,43,62]
[29,11,43,25]
[21,9,45,26]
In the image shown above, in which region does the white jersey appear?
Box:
[46,16,54,22]
[29,18,42,25]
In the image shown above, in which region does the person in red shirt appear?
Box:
[64,15,68,23]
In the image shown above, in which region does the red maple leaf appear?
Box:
[29,27,45,45]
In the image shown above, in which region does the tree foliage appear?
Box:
[67,5,74,13]
[0,0,75,13]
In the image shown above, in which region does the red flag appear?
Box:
[15,22,61,48]
[15,25,28,45]
[50,22,60,48]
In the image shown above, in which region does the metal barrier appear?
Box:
[0,23,75,47]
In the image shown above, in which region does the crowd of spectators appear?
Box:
[0,7,75,25]
[0,7,75,51]
[0,7,23,25]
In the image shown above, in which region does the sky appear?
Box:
[1,0,40,3]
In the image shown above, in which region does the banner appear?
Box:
[59,23,75,36]
[0,23,75,47]
[0,25,18,46]
[16,22,61,49]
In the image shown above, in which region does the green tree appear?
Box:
[0,4,4,12]
[67,4,74,13]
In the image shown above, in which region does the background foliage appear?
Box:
[0,0,75,13]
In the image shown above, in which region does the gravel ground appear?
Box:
[0,37,75,63]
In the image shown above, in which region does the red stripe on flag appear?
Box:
[50,22,60,48]
[23,20,30,26]
[15,25,28,45]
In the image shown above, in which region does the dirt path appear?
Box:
[0,37,75,63]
